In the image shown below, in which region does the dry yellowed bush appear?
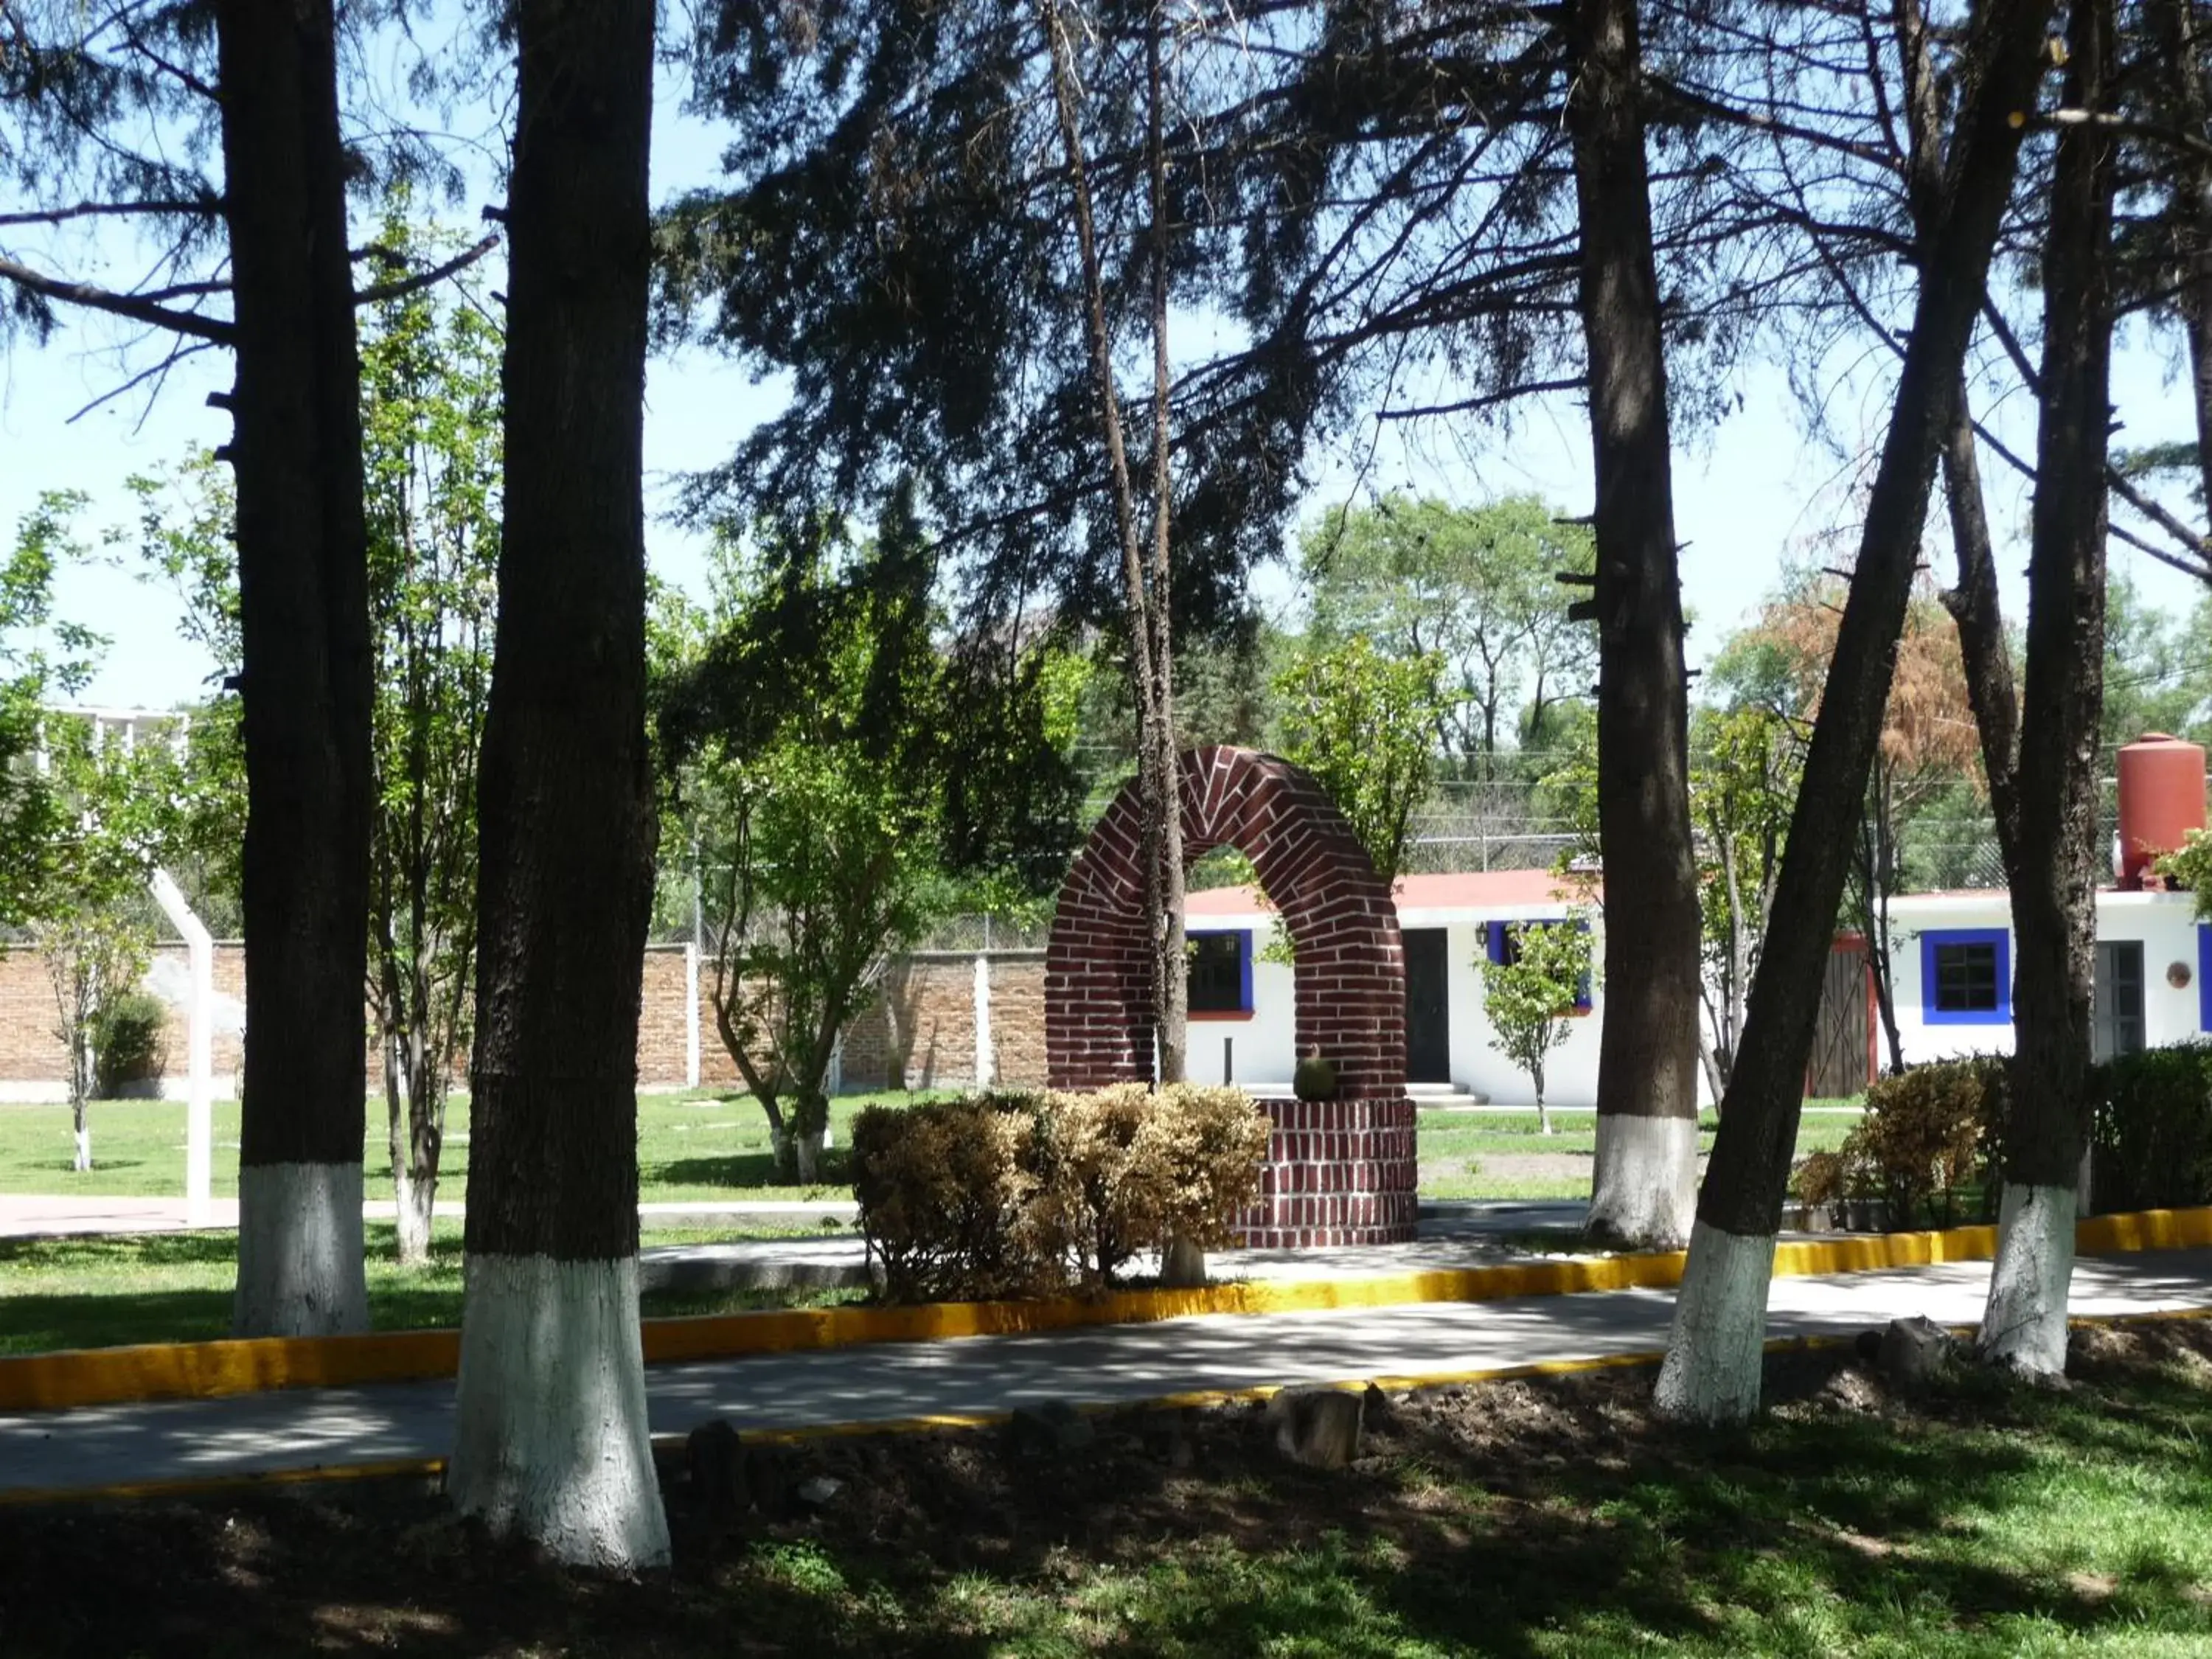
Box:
[854,1084,1272,1302]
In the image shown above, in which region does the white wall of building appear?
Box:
[1885,890,2208,1066]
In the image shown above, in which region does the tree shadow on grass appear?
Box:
[647,1150,855,1192]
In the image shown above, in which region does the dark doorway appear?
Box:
[1404,928,1451,1083]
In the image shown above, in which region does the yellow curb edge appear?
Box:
[4,1204,2209,1416]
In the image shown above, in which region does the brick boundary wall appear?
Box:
[1045,745,1416,1248]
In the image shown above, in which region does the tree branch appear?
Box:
[352,233,501,307]
[0,254,234,343]
[0,198,220,229]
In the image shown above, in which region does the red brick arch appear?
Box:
[1046,745,1416,1246]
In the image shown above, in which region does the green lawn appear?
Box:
[0,1222,863,1356]
[0,1091,1865,1211]
[0,1087,940,1205]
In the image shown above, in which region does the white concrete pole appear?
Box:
[149,869,215,1226]
[684,942,701,1091]
[973,951,993,1089]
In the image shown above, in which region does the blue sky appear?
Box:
[2,58,2205,712]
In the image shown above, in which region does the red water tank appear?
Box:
[2117,734,2208,888]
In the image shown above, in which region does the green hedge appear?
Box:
[2090,1043,2212,1213]
[92,992,170,1099]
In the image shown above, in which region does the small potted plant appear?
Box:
[1292,1052,1338,1102]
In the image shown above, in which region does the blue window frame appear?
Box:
[2199,925,2212,1032]
[1484,919,1593,1012]
[1189,929,1253,1016]
[1920,928,2011,1026]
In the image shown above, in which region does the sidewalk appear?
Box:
[4,1247,2207,1499]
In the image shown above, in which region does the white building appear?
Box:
[1187,866,2211,1109]
[1185,869,1615,1105]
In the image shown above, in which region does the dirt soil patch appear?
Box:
[4,1321,2211,1657]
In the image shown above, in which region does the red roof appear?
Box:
[1186,868,1600,918]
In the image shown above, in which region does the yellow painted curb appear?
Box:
[4,1205,2210,1416]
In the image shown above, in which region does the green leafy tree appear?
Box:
[132,218,503,1262]
[1272,636,1447,883]
[661,491,1083,1180]
[1688,706,1800,1102]
[1302,495,1594,775]
[1481,914,1595,1134]
[30,712,192,1172]
[1,495,102,921]
[357,236,501,1266]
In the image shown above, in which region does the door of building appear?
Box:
[1807,936,1875,1099]
[2094,940,2146,1063]
[1403,927,1452,1084]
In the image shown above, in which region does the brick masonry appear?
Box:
[1045,745,1416,1247]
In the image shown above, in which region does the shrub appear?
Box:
[2090,1043,2212,1213]
[849,1093,1054,1304]
[1787,1056,2005,1228]
[92,993,170,1099]
[853,1084,1272,1303]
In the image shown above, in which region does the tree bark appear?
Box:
[1565,0,1702,1249]
[214,0,373,1339]
[1040,0,1184,1083]
[1980,0,2117,1378]
[446,0,667,1569]
[2146,0,2212,522]
[1938,385,2023,866]
[1655,0,2054,1423]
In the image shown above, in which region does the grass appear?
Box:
[0,1222,863,1356]
[0,1087,943,1206]
[0,1092,1866,1210]
[6,1331,2212,1656]
[1416,1106,1861,1201]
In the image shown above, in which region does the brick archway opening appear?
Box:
[1045,745,1416,1246]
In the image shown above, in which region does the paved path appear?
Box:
[5,1248,2208,1498]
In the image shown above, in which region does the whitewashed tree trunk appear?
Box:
[1652,1220,1774,1425]
[794,1129,824,1184]
[396,1169,436,1267]
[1977,1182,2076,1377]
[234,1161,369,1336]
[73,1118,91,1173]
[449,1255,669,1569]
[1587,1113,1697,1248]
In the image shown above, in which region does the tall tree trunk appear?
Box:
[1144,14,1187,1090]
[1565,0,1701,1249]
[1980,0,2117,1378]
[400,1014,442,1267]
[1040,0,1185,1083]
[1654,0,2053,1424]
[446,0,667,1569]
[215,0,373,1339]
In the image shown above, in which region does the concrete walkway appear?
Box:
[4,1248,2207,1498]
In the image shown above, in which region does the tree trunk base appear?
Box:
[1978,1181,2076,1378]
[73,1127,91,1173]
[396,1173,437,1266]
[1652,1219,1774,1425]
[1586,1113,1697,1250]
[449,1252,670,1570]
[234,1161,369,1337]
[793,1130,825,1185]
[1159,1236,1207,1287]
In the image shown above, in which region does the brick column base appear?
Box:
[1234,1090,1418,1247]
